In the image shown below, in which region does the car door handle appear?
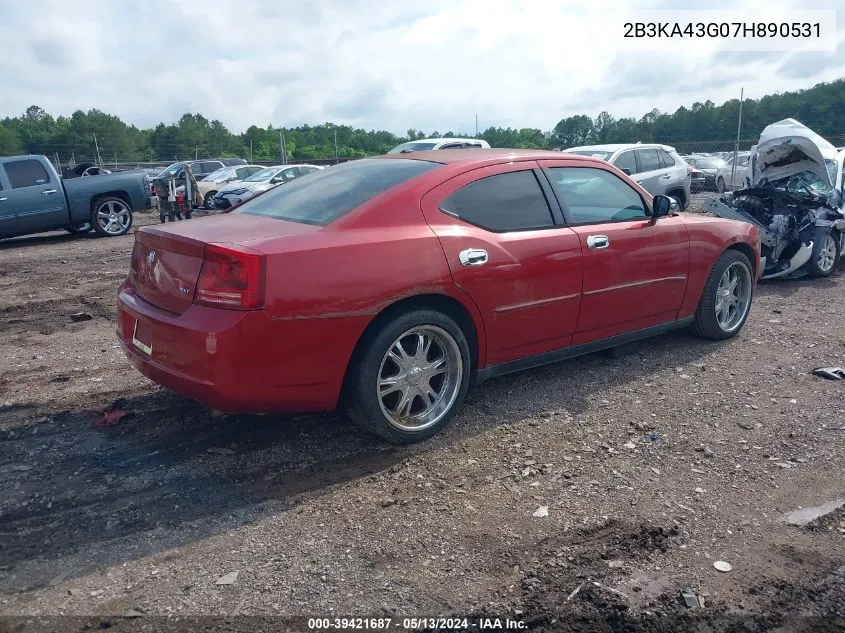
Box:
[42,189,58,195]
[0,197,6,201]
[459,248,488,266]
[587,235,610,250]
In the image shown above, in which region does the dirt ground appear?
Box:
[0,198,844,633]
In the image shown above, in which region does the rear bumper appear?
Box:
[116,283,361,413]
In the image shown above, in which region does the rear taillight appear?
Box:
[129,240,143,278]
[194,244,265,310]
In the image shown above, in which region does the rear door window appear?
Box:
[3,159,51,189]
[657,149,676,167]
[635,149,662,173]
[440,170,554,232]
[239,158,440,225]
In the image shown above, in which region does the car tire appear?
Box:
[65,222,92,234]
[716,177,726,193]
[91,196,133,237]
[343,308,471,444]
[204,191,217,209]
[668,190,688,210]
[808,231,840,278]
[690,249,754,341]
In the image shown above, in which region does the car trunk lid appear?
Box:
[130,213,320,314]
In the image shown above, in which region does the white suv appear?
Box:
[564,143,692,209]
[388,138,491,153]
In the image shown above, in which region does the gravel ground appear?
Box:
[1,198,844,632]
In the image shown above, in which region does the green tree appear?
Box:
[0,123,23,155]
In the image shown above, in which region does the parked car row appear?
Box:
[210,164,324,209]
[683,153,751,193]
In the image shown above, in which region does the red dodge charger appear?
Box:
[117,149,761,443]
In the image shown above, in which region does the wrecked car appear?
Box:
[708,119,845,280]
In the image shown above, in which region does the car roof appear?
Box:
[377,147,603,166]
[409,137,487,144]
[566,143,676,153]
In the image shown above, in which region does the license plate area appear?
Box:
[132,319,153,355]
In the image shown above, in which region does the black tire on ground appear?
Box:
[64,222,92,235]
[808,231,840,278]
[204,191,217,209]
[690,249,754,341]
[91,196,133,237]
[716,177,726,193]
[343,308,472,444]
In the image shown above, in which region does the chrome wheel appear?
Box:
[714,261,752,333]
[839,231,845,259]
[96,199,131,235]
[376,325,463,432]
[817,234,837,273]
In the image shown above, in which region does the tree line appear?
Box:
[0,78,842,164]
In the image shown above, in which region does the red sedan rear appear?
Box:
[117,149,761,443]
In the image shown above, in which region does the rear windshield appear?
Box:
[237,158,440,225]
[388,142,438,154]
[693,157,727,169]
[566,150,613,161]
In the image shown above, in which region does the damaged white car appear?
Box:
[708,119,845,280]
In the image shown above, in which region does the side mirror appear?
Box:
[652,194,673,218]
[621,168,632,175]
[270,177,282,184]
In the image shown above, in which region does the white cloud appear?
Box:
[0,0,842,134]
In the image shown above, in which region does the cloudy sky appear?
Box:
[0,0,842,134]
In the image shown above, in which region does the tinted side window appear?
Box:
[658,149,676,167]
[440,170,554,232]
[546,167,647,224]
[636,149,662,172]
[277,167,299,181]
[240,158,439,225]
[441,143,464,150]
[612,151,636,174]
[3,159,51,189]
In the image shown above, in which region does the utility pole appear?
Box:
[731,87,744,188]
[195,147,198,160]
[114,151,117,169]
[93,134,103,167]
[280,130,287,164]
[475,114,478,137]
[249,139,253,162]
[334,130,338,164]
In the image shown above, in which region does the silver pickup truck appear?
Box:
[0,155,154,239]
